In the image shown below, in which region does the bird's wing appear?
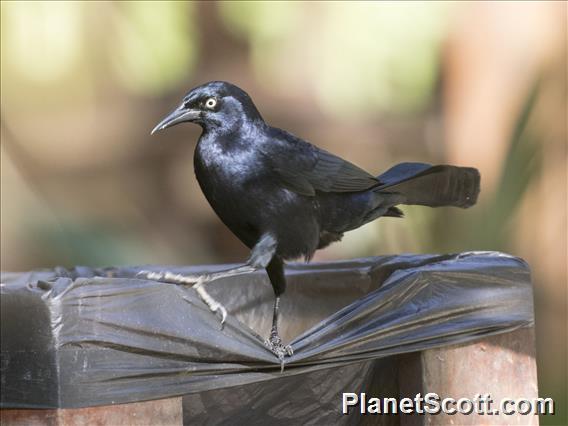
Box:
[260,129,380,196]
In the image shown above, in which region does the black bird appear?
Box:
[144,81,480,361]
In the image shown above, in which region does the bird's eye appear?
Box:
[205,98,217,109]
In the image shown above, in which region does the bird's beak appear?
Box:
[151,105,201,135]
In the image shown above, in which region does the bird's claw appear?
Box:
[210,300,227,329]
[264,332,293,371]
[138,270,227,328]
[192,279,228,329]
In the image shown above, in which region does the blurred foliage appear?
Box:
[1,2,83,83]
[29,220,153,267]
[1,1,448,113]
[436,81,542,254]
[474,83,541,250]
[112,2,197,95]
[220,2,450,118]
[1,1,196,103]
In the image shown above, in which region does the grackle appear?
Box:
[142,81,480,363]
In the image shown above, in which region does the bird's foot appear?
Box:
[137,270,201,285]
[193,278,227,327]
[264,331,293,371]
[137,270,227,328]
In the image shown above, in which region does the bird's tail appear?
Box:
[376,162,480,208]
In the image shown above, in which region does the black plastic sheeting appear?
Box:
[1,252,533,418]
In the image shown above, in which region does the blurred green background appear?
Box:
[1,1,566,422]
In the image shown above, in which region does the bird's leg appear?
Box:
[137,233,278,327]
[264,296,294,368]
[190,265,258,324]
[137,264,257,325]
[262,256,293,369]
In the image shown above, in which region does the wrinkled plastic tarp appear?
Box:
[1,252,533,416]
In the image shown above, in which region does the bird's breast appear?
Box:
[194,137,322,258]
[195,138,260,185]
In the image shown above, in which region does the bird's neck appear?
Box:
[200,118,266,147]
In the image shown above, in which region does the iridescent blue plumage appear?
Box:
[149,81,480,361]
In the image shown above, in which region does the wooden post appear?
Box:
[398,327,539,425]
[0,397,183,426]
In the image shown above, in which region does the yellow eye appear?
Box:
[205,98,217,109]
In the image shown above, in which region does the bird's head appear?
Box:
[151,81,263,135]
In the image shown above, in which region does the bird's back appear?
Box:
[193,125,394,260]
